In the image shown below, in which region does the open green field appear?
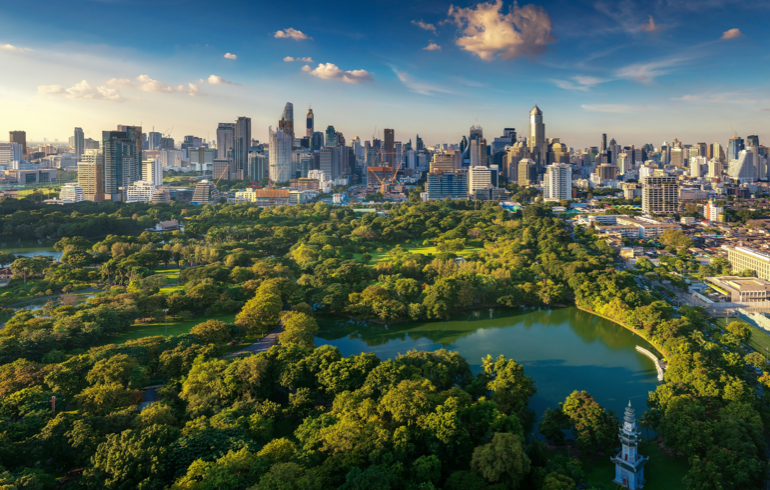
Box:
[714,316,770,354]
[153,268,183,293]
[103,313,236,344]
[581,439,688,490]
[355,244,484,264]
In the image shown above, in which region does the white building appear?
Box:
[544,163,572,201]
[269,127,292,182]
[125,180,156,203]
[307,169,329,183]
[708,158,723,179]
[690,156,706,178]
[468,166,492,196]
[142,158,163,186]
[160,149,183,168]
[58,183,85,203]
[728,149,756,183]
[0,143,23,166]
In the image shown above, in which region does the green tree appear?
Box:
[235,290,282,336]
[561,391,618,456]
[726,321,752,344]
[10,257,46,284]
[471,432,531,489]
[190,320,232,345]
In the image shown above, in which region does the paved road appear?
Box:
[223,323,284,358]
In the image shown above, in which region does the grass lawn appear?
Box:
[153,268,183,294]
[103,313,237,344]
[581,439,688,490]
[354,244,484,265]
[713,316,770,354]
[222,336,260,355]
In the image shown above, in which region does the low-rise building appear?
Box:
[59,183,85,203]
[706,276,770,303]
[126,181,156,203]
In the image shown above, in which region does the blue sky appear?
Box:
[1,0,768,149]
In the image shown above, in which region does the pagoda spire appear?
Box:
[610,400,649,489]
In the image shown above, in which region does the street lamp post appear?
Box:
[163,308,169,337]
[51,396,56,417]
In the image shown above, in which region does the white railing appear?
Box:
[636,346,665,382]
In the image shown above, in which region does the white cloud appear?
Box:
[275,28,311,40]
[136,74,175,92]
[551,75,609,91]
[39,80,124,101]
[301,63,373,83]
[581,104,646,113]
[107,78,133,87]
[616,57,690,83]
[393,69,453,96]
[674,91,761,105]
[177,83,205,96]
[37,85,64,94]
[447,0,555,60]
[721,28,742,40]
[207,74,237,85]
[411,20,437,34]
[284,56,314,62]
[423,43,441,51]
[224,53,237,59]
[0,43,31,52]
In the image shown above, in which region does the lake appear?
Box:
[315,307,660,420]
[1,240,61,261]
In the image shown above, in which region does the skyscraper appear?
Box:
[642,172,679,214]
[216,123,235,159]
[279,102,294,147]
[269,127,292,182]
[545,163,572,200]
[148,131,162,151]
[528,105,546,167]
[306,107,314,138]
[383,129,395,167]
[728,134,745,162]
[78,159,104,202]
[416,134,425,151]
[325,126,337,147]
[74,127,84,157]
[234,117,251,180]
[601,133,607,152]
[103,130,140,201]
[747,135,759,148]
[9,131,26,160]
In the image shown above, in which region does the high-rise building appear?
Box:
[234,117,251,180]
[189,148,215,172]
[103,130,140,201]
[617,153,629,175]
[213,159,232,183]
[59,183,85,203]
[518,158,537,185]
[279,102,294,146]
[601,133,607,152]
[320,147,341,180]
[728,134,745,162]
[712,142,724,162]
[696,142,707,157]
[216,123,235,160]
[669,139,685,167]
[641,172,679,214]
[425,170,468,200]
[116,125,143,177]
[545,163,572,200]
[747,135,759,148]
[311,132,324,151]
[306,107,314,138]
[596,163,618,181]
[528,105,546,167]
[703,200,724,222]
[707,158,723,178]
[74,127,84,157]
[468,166,492,196]
[728,149,756,183]
[78,158,104,202]
[430,154,456,173]
[383,129,395,167]
[9,131,27,160]
[690,156,706,178]
[126,181,156,203]
[148,131,162,151]
[325,126,337,147]
[416,134,425,151]
[0,143,23,166]
[160,137,175,150]
[269,127,292,182]
[142,158,163,186]
[247,152,269,182]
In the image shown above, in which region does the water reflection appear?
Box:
[315,307,659,418]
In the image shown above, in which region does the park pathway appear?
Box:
[223,323,284,359]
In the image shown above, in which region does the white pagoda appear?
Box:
[610,401,649,489]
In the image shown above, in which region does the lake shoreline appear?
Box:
[576,305,667,361]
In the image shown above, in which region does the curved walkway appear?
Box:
[636,346,665,382]
[223,324,284,359]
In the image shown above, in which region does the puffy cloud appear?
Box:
[136,74,175,92]
[107,78,133,87]
[224,53,237,59]
[207,74,237,85]
[423,43,441,51]
[0,43,31,52]
[447,0,555,60]
[37,85,64,94]
[284,56,314,62]
[301,63,373,83]
[721,28,742,40]
[39,80,124,101]
[411,20,437,34]
[641,16,662,32]
[275,28,311,40]
[551,75,609,91]
[177,83,205,96]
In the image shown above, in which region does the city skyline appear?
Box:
[1,0,769,147]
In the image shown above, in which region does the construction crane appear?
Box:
[215,166,229,186]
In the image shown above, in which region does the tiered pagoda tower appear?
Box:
[610,401,649,489]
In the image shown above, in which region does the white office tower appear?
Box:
[690,156,706,178]
[0,143,23,166]
[708,158,723,178]
[468,166,492,196]
[125,181,156,203]
[142,158,163,186]
[269,127,292,182]
[545,163,572,200]
[470,139,480,167]
[728,149,756,183]
[59,183,85,203]
[639,164,657,180]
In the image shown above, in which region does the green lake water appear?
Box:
[0,240,61,260]
[315,307,660,419]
